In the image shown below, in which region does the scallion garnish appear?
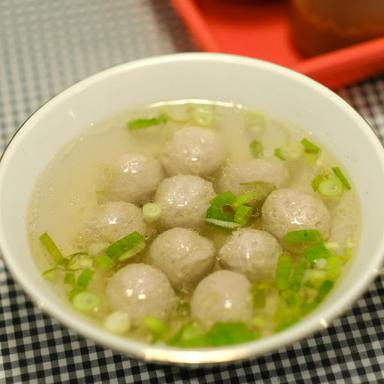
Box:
[239,181,275,201]
[206,322,258,346]
[39,232,64,264]
[282,229,323,246]
[210,191,236,208]
[205,218,240,229]
[301,138,321,154]
[76,268,94,288]
[332,167,351,190]
[95,254,114,270]
[304,244,330,264]
[105,231,145,260]
[72,291,100,313]
[274,148,285,160]
[234,205,252,225]
[103,312,131,334]
[289,260,308,291]
[170,323,206,347]
[274,141,303,161]
[206,205,233,222]
[142,202,161,223]
[127,116,166,131]
[317,280,334,301]
[143,316,168,343]
[250,140,263,157]
[251,282,270,308]
[318,176,343,198]
[276,255,292,290]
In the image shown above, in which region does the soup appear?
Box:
[28,100,359,347]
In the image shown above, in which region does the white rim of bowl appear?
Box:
[1,53,384,365]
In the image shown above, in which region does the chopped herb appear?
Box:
[318,176,344,198]
[76,268,94,288]
[233,191,263,209]
[210,191,236,208]
[276,255,292,290]
[311,174,325,191]
[39,232,64,264]
[304,244,330,264]
[205,218,240,229]
[234,205,252,225]
[170,323,206,347]
[250,140,263,157]
[42,267,58,281]
[95,254,114,270]
[64,272,76,285]
[142,203,161,223]
[239,181,275,201]
[301,138,321,154]
[143,316,168,343]
[332,167,351,190]
[251,282,270,308]
[119,241,146,261]
[290,260,308,291]
[206,322,258,346]
[282,230,323,246]
[72,291,99,313]
[244,110,267,128]
[206,205,234,222]
[127,116,166,131]
[105,232,145,260]
[274,141,303,161]
[103,311,131,334]
[274,147,285,160]
[317,280,334,301]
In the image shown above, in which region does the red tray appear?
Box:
[171,0,384,89]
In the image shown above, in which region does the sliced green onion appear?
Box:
[192,106,215,127]
[252,316,266,328]
[72,291,99,313]
[105,232,145,260]
[305,269,326,287]
[332,167,351,190]
[42,267,58,281]
[251,282,270,308]
[170,323,206,347]
[317,280,334,301]
[274,141,303,161]
[206,205,233,222]
[119,241,146,261]
[103,312,131,334]
[304,244,330,264]
[325,256,342,280]
[143,316,168,343]
[142,203,161,223]
[39,232,64,264]
[311,174,325,191]
[290,260,308,291]
[76,268,94,288]
[68,285,84,300]
[233,191,262,209]
[127,116,166,131]
[206,322,258,346]
[318,176,343,198]
[244,110,267,128]
[68,253,93,269]
[276,255,292,290]
[210,191,236,208]
[301,138,321,154]
[88,242,109,256]
[64,272,76,285]
[234,205,252,225]
[95,254,114,270]
[274,148,285,160]
[250,140,263,157]
[282,229,323,246]
[205,218,240,229]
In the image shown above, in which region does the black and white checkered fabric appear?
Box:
[0,1,383,383]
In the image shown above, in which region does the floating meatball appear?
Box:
[262,188,331,240]
[81,201,147,244]
[154,175,215,229]
[160,126,225,176]
[191,270,253,330]
[104,153,164,204]
[149,228,215,292]
[218,158,289,195]
[106,263,176,326]
[219,229,281,281]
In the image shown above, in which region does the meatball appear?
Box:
[106,263,176,326]
[191,270,253,330]
[104,153,164,204]
[149,228,215,292]
[154,175,215,229]
[81,201,147,244]
[160,127,225,176]
[219,229,281,281]
[262,188,331,240]
[218,158,289,195]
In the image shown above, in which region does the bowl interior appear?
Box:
[1,53,384,364]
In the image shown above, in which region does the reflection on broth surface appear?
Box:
[28,100,359,347]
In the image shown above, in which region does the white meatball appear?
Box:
[154,175,215,229]
[106,263,176,326]
[149,228,215,292]
[218,158,289,195]
[160,127,225,176]
[104,153,164,204]
[82,201,147,244]
[191,270,253,330]
[219,229,281,281]
[262,188,331,240]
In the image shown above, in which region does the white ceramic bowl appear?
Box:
[1,53,384,365]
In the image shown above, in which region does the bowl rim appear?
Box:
[1,52,384,365]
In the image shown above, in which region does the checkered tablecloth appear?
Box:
[1,1,383,383]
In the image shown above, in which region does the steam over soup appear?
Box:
[28,101,359,347]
